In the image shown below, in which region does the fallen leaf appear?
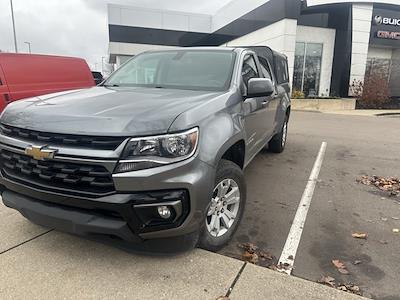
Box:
[393,228,400,233]
[352,260,362,265]
[381,218,388,222]
[358,175,400,197]
[318,276,336,287]
[332,260,346,269]
[338,268,350,275]
[259,250,274,260]
[277,262,291,271]
[379,240,388,245]
[391,217,400,220]
[288,255,294,260]
[352,232,368,239]
[238,243,258,253]
[338,283,362,296]
[332,259,350,275]
[242,251,258,264]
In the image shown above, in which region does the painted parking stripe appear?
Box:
[278,142,327,275]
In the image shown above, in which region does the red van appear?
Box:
[0,53,95,112]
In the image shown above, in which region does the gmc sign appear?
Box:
[377,31,400,40]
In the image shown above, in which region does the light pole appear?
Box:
[10,0,18,53]
[24,41,31,54]
[101,56,105,74]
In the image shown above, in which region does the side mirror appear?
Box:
[247,78,274,98]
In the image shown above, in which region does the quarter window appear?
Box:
[241,54,259,89]
[258,57,273,81]
[276,56,289,84]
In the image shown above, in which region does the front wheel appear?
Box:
[198,159,246,251]
[268,116,288,153]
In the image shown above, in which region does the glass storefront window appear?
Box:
[293,42,305,93]
[293,42,323,97]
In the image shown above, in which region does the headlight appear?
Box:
[115,128,199,173]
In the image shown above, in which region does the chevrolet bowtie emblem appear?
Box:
[25,145,58,161]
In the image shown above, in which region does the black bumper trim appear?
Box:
[2,190,141,243]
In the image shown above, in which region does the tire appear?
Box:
[268,116,288,153]
[198,159,246,251]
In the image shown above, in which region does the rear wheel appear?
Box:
[199,159,246,251]
[268,116,288,153]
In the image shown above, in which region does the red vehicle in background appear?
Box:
[0,53,95,112]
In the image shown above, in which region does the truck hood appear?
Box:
[1,87,223,136]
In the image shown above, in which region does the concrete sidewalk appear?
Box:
[0,204,364,300]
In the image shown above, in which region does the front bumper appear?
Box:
[0,156,216,248]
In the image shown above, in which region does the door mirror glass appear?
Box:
[247,78,274,98]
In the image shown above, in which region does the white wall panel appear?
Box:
[352,42,370,55]
[307,0,399,6]
[163,13,189,31]
[296,25,336,97]
[120,8,162,29]
[224,19,298,90]
[212,0,270,32]
[349,3,373,95]
[107,4,212,33]
[189,15,212,32]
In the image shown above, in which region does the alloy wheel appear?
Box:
[206,178,241,237]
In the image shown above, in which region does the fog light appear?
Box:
[157,206,171,219]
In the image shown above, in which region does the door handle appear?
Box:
[261,101,268,107]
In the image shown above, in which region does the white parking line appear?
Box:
[278,142,327,275]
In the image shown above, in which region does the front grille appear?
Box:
[0,150,115,197]
[0,124,126,150]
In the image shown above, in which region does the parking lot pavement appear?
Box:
[222,111,400,299]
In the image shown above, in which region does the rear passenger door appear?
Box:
[0,65,11,112]
[257,56,278,140]
[273,56,291,132]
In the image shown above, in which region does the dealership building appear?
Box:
[108,0,400,98]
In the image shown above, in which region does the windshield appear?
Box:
[104,50,236,91]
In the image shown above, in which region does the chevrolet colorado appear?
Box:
[0,47,290,252]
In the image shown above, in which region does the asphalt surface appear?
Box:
[221,111,400,300]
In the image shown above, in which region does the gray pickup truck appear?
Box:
[0,46,290,252]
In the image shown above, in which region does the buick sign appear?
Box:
[374,15,383,25]
[373,15,400,26]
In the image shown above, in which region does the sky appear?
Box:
[0,0,232,72]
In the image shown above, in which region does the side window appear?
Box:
[241,54,259,89]
[276,57,289,84]
[258,57,273,81]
